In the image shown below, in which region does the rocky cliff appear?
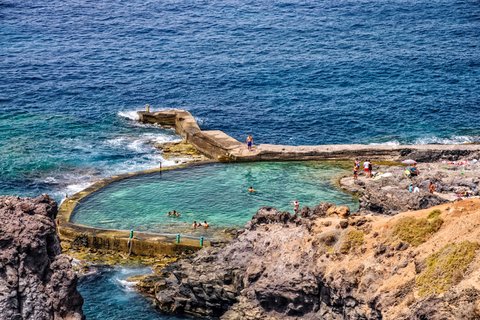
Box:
[149,200,480,319]
[0,195,84,320]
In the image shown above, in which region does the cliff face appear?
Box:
[0,195,84,320]
[151,200,480,320]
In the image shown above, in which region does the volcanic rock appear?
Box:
[0,195,84,320]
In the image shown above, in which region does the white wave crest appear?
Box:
[115,278,138,292]
[117,110,140,121]
[414,135,480,145]
[368,140,401,146]
[105,133,181,153]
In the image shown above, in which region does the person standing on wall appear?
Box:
[246,135,254,151]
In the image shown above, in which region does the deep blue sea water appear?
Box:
[1,1,479,318]
[78,267,190,320]
[1,0,480,199]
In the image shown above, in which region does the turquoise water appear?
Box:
[72,162,357,236]
[78,267,189,320]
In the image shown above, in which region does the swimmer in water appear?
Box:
[203,220,209,229]
[248,186,256,193]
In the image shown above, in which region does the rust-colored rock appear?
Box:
[327,205,350,218]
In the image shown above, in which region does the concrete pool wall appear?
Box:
[57,163,214,257]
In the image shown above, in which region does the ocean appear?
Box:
[1,1,479,318]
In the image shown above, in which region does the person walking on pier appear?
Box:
[246,135,254,151]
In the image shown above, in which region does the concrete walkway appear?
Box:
[138,110,480,162]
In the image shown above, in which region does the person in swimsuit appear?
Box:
[293,200,300,214]
[363,160,371,178]
[353,159,360,180]
[248,186,256,193]
[192,221,198,229]
[428,181,436,194]
[203,221,209,229]
[246,135,254,151]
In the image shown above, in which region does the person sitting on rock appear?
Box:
[428,181,436,194]
[409,165,420,177]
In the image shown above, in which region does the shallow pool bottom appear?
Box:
[72,162,358,237]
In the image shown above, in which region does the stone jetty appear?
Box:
[138,109,480,162]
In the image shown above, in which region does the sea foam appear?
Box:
[414,135,480,145]
[117,110,139,121]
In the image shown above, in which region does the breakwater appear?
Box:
[138,110,480,162]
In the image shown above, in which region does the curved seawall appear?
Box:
[57,163,213,257]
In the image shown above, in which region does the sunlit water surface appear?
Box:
[72,162,357,237]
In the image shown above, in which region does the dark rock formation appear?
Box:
[0,195,84,320]
[359,182,447,214]
[151,204,382,319]
[149,201,480,320]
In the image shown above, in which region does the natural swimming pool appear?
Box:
[71,162,358,237]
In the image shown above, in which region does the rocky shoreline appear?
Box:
[134,159,480,319]
[141,200,480,319]
[0,195,84,320]
[3,158,480,320]
[340,160,480,215]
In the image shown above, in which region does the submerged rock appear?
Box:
[0,195,84,320]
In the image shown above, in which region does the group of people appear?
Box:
[192,220,209,229]
[409,181,436,194]
[167,211,210,230]
[353,159,374,179]
[167,210,181,217]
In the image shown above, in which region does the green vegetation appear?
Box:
[393,211,443,246]
[339,229,364,254]
[427,209,442,220]
[416,241,479,296]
